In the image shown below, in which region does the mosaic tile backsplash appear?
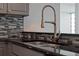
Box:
[0,16,23,39]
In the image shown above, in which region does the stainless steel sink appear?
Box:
[24,42,60,54]
[28,42,60,48]
[29,42,47,45]
[41,44,60,48]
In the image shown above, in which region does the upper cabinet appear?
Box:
[0,3,7,14]
[0,3,29,16]
[8,3,29,16]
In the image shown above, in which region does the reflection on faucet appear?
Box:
[41,5,60,42]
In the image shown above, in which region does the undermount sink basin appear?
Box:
[28,42,60,48]
[41,44,59,48]
[29,42,46,45]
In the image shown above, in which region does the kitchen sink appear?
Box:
[41,44,59,48]
[27,42,60,48]
[24,41,60,54]
[29,42,48,45]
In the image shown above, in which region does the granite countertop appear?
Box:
[8,40,63,56]
[22,31,79,36]
[8,39,79,56]
[22,41,79,56]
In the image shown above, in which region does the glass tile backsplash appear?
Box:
[0,16,23,39]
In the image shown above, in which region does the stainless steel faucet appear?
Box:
[41,5,60,42]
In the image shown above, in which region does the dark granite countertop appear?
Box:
[60,45,79,54]
[0,38,79,56]
[7,39,79,56]
[21,32,79,37]
[8,40,64,56]
[22,31,79,36]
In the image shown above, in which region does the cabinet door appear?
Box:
[8,3,29,16]
[0,3,7,14]
[0,48,4,56]
[8,42,16,56]
[0,42,6,56]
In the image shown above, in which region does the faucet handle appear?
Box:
[45,21,56,24]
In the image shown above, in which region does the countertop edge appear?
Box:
[8,40,64,56]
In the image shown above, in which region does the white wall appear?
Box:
[75,3,79,34]
[24,3,60,33]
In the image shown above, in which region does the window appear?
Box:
[71,13,75,33]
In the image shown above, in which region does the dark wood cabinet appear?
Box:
[8,3,29,16]
[0,3,29,16]
[0,42,7,56]
[0,3,7,14]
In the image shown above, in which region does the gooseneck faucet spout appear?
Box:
[41,5,58,42]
